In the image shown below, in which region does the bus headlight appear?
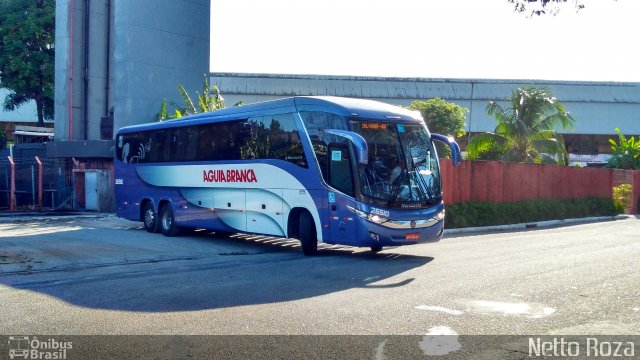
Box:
[347,206,388,225]
[436,209,445,221]
[367,214,388,224]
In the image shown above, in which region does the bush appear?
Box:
[613,184,633,213]
[445,197,621,228]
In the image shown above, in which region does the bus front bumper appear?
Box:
[357,213,446,248]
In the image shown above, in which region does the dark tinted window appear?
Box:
[243,114,307,167]
[299,111,357,196]
[328,143,354,196]
[299,111,350,184]
[116,113,306,167]
[116,132,150,164]
[202,120,248,161]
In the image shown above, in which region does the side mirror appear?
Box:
[324,129,368,164]
[431,133,461,166]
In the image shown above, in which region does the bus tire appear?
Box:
[299,211,318,256]
[370,244,383,253]
[160,204,181,237]
[142,202,161,233]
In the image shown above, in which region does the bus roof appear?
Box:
[117,96,423,134]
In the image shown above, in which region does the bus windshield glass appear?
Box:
[352,121,442,209]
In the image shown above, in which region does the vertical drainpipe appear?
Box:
[467,81,474,147]
[83,0,90,140]
[104,0,111,118]
[68,0,74,140]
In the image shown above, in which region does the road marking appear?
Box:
[419,326,461,356]
[375,339,387,360]
[466,300,556,318]
[415,305,464,315]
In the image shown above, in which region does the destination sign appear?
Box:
[360,123,388,130]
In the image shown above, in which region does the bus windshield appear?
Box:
[352,121,442,209]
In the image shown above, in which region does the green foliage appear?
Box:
[158,75,236,121]
[407,98,467,158]
[606,128,640,170]
[0,128,6,150]
[0,0,55,126]
[467,87,574,165]
[509,0,586,16]
[445,197,620,228]
[613,184,633,212]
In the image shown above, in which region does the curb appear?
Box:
[0,213,113,223]
[443,215,629,235]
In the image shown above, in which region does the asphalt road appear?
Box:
[0,215,638,336]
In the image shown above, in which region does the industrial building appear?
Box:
[210,72,640,164]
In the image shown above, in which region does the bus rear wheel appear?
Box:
[142,202,160,233]
[299,212,318,256]
[160,204,181,237]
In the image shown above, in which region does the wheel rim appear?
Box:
[162,211,172,230]
[144,209,155,227]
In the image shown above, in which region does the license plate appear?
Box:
[405,233,420,241]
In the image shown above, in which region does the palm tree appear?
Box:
[157,75,239,121]
[467,87,574,165]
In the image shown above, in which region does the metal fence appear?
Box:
[0,155,74,211]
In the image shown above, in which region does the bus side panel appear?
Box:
[246,188,285,236]
[282,188,324,243]
[114,163,145,221]
[168,191,191,225]
[327,191,360,246]
[179,203,239,233]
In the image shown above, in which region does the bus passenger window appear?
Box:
[328,144,354,196]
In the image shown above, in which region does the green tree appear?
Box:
[0,128,7,150]
[508,0,617,16]
[0,0,55,127]
[158,75,240,121]
[407,98,467,158]
[606,128,640,170]
[467,87,574,165]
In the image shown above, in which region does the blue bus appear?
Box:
[114,96,461,255]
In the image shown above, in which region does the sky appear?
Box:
[210,0,640,82]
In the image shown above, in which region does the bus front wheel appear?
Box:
[160,204,181,237]
[142,202,161,233]
[299,212,318,256]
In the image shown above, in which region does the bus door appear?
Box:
[327,143,358,245]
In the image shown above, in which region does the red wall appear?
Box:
[440,160,640,213]
[635,172,640,214]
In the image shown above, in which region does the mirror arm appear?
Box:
[324,129,369,164]
[431,133,462,166]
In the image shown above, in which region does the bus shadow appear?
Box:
[0,225,433,312]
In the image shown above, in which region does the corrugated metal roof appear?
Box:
[209,73,640,135]
[211,73,640,104]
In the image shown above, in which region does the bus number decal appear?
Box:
[370,207,390,217]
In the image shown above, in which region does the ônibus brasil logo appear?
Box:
[8,336,72,360]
